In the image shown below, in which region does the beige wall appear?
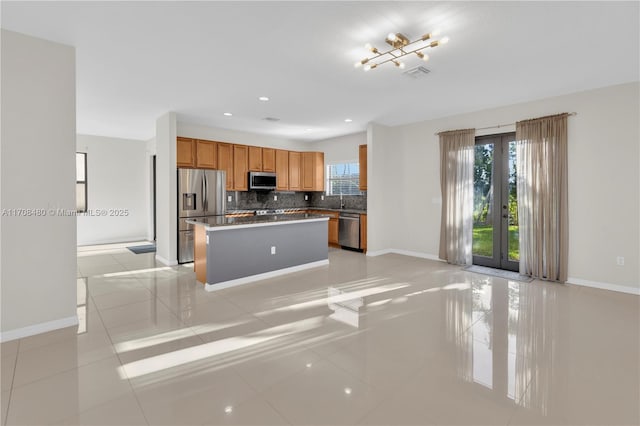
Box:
[308,132,366,165]
[176,122,307,152]
[1,30,78,340]
[368,82,639,293]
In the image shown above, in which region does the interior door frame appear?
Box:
[472,133,519,272]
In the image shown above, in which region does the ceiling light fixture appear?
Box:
[344,118,353,123]
[223,112,233,116]
[354,31,449,71]
[258,96,269,101]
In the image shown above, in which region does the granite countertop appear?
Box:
[226,207,367,215]
[186,213,329,229]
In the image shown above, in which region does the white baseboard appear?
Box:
[155,254,178,266]
[205,259,330,292]
[567,277,640,295]
[365,249,394,257]
[367,248,443,263]
[0,315,79,343]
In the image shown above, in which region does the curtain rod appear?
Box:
[434,112,577,136]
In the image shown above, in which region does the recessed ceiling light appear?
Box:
[344,118,353,123]
[223,112,233,116]
[258,96,270,101]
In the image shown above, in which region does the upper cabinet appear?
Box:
[262,148,276,172]
[302,151,324,191]
[359,144,367,191]
[248,146,262,171]
[233,145,249,191]
[288,151,301,191]
[195,140,217,169]
[217,143,234,190]
[177,137,196,168]
[275,149,289,190]
[176,137,325,192]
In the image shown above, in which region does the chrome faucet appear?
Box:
[340,194,345,209]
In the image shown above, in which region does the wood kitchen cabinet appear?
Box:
[217,143,234,190]
[360,213,367,252]
[248,146,263,171]
[302,151,324,191]
[177,137,196,168]
[359,144,367,191]
[289,151,301,191]
[262,148,276,172]
[195,140,217,169]
[329,217,339,246]
[275,149,289,190]
[233,144,249,191]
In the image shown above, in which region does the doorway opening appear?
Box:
[472,133,519,271]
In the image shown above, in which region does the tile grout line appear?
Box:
[88,290,153,426]
[3,339,20,426]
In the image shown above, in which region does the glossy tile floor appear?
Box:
[1,245,639,425]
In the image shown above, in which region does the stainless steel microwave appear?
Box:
[249,172,277,190]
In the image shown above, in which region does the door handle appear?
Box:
[502,214,508,219]
[202,176,207,211]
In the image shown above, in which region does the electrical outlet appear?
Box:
[321,195,324,200]
[274,195,277,201]
[304,195,308,201]
[227,195,232,202]
[616,256,625,266]
[271,246,276,255]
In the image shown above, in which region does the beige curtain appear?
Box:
[516,114,568,282]
[439,129,475,265]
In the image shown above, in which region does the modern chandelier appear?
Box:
[355,31,449,71]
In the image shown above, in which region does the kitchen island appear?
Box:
[187,214,329,291]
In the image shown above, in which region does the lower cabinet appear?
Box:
[328,217,339,245]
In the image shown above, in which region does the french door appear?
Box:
[472,133,519,271]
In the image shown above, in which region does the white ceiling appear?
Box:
[2,1,638,142]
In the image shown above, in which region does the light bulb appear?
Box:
[432,29,442,37]
[399,62,406,69]
[387,33,397,42]
[363,64,371,71]
[364,43,373,51]
[258,96,269,101]
[440,36,449,44]
[354,61,362,68]
[422,53,429,61]
[223,112,232,117]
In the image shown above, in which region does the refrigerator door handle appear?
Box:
[202,174,207,212]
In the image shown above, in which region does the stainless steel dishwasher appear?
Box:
[338,212,360,250]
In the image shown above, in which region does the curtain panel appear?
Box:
[516,114,569,282]
[438,129,475,265]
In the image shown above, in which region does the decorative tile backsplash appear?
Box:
[227,190,367,211]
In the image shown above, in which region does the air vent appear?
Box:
[263,117,280,122]
[403,66,431,79]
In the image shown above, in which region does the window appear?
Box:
[76,152,87,212]
[326,162,360,195]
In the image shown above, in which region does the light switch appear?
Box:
[271,246,276,255]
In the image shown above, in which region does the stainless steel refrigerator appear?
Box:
[178,168,226,263]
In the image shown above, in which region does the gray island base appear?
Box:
[187,214,329,291]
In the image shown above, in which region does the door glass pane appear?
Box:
[508,141,519,262]
[473,144,494,257]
